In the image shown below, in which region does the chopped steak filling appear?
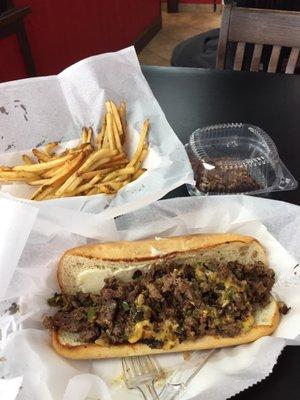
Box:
[43,261,275,349]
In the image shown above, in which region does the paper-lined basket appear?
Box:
[0,47,194,219]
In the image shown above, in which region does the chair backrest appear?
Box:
[216,5,300,73]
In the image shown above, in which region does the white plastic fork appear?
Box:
[122,355,160,399]
[159,349,215,400]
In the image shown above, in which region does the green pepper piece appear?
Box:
[122,301,130,312]
[87,307,97,323]
[47,293,62,307]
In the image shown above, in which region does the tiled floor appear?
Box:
[138,10,221,66]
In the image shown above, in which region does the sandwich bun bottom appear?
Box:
[52,299,279,360]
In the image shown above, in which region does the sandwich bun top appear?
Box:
[58,233,267,295]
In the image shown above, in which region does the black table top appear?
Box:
[143,66,300,400]
[143,66,300,206]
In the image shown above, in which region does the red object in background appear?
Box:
[179,0,221,3]
[162,0,221,3]
[0,0,161,83]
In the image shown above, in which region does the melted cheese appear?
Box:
[76,269,112,293]
[242,314,255,332]
[128,320,152,343]
[77,265,151,293]
[128,319,179,348]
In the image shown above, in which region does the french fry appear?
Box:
[50,144,92,160]
[88,153,118,171]
[31,185,47,200]
[76,156,111,176]
[110,101,123,135]
[97,181,123,194]
[33,185,57,201]
[1,99,149,200]
[87,127,93,144]
[80,166,119,180]
[112,114,122,153]
[67,173,102,196]
[102,130,110,149]
[97,122,106,148]
[56,149,114,196]
[102,117,110,149]
[81,127,88,144]
[28,179,52,186]
[101,167,135,183]
[13,153,75,172]
[32,148,51,163]
[106,113,116,150]
[108,175,129,183]
[108,153,127,162]
[28,153,85,186]
[86,187,99,196]
[75,149,116,174]
[118,102,127,144]
[96,185,114,195]
[32,156,86,200]
[22,155,34,165]
[132,168,146,181]
[0,170,39,180]
[134,147,148,172]
[106,181,124,191]
[100,159,128,169]
[105,101,113,114]
[127,119,149,167]
[0,176,38,183]
[42,164,64,178]
[44,142,58,156]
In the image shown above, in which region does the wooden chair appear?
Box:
[216,5,300,74]
[0,1,36,77]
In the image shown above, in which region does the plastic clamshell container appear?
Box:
[186,123,297,196]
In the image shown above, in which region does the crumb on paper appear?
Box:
[279,301,291,315]
[4,143,15,152]
[110,368,170,388]
[110,373,125,386]
[156,367,171,387]
[14,103,29,121]
[8,302,19,315]
[86,398,100,400]
[183,351,191,361]
[0,106,9,115]
[35,139,46,148]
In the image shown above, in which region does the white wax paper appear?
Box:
[0,46,194,220]
[0,195,300,400]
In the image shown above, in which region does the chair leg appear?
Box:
[16,21,36,77]
[213,0,217,12]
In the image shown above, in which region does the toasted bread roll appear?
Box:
[45,234,279,359]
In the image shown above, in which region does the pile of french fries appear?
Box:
[0,101,149,201]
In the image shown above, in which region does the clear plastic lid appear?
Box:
[186,123,297,196]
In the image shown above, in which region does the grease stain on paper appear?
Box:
[35,139,46,148]
[0,106,8,115]
[5,143,15,152]
[14,101,29,121]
